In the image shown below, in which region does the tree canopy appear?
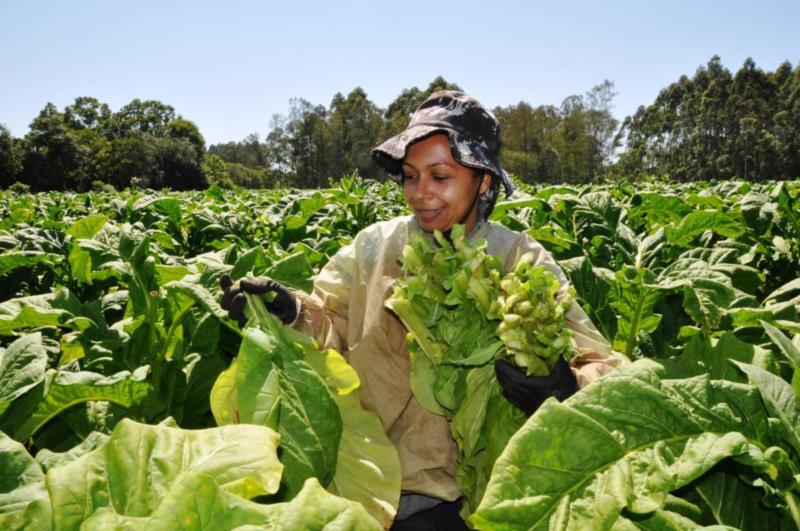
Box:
[617,56,800,181]
[1,98,207,191]
[1,57,798,191]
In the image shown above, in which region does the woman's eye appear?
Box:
[433,174,449,181]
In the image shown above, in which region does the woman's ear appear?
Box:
[479,172,492,194]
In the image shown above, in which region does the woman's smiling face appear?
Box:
[402,134,491,234]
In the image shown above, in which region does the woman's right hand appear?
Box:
[219,274,298,326]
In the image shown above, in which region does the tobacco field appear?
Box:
[1,176,799,530]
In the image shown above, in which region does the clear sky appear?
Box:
[1,0,798,145]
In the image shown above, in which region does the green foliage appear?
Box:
[166,117,205,161]
[211,324,343,499]
[470,178,800,528]
[110,99,176,137]
[471,360,799,529]
[6,181,30,194]
[0,418,381,530]
[210,301,401,526]
[0,179,798,528]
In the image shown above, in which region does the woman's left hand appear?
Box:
[494,357,578,416]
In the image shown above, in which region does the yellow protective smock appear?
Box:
[293,215,622,501]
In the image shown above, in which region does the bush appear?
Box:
[91,180,116,193]
[7,181,31,194]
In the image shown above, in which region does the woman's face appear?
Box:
[402,134,491,234]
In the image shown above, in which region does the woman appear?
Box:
[222,91,621,529]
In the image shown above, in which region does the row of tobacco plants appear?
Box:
[1,175,799,529]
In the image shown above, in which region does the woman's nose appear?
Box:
[413,175,433,200]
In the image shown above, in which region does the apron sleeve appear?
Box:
[292,242,356,355]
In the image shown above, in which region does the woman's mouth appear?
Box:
[414,207,444,221]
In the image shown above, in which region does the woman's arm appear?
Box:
[292,242,356,355]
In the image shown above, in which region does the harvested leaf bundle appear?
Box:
[386,224,576,513]
[497,252,575,375]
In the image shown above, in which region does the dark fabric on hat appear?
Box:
[372,91,514,199]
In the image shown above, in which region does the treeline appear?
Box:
[617,56,800,181]
[205,77,620,187]
[1,57,798,191]
[0,98,207,191]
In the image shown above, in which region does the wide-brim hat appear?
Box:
[372,90,514,198]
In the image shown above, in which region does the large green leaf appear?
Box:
[6,419,359,530]
[302,343,401,527]
[8,367,155,442]
[264,251,315,293]
[0,287,84,337]
[66,214,109,285]
[681,278,736,331]
[451,364,524,515]
[212,321,400,526]
[46,418,284,530]
[607,266,663,357]
[666,210,745,247]
[670,332,778,382]
[212,328,281,426]
[0,432,43,492]
[0,333,48,416]
[81,474,380,530]
[211,326,342,499]
[0,251,59,276]
[209,358,240,426]
[0,432,50,531]
[229,247,318,294]
[471,360,787,530]
[629,193,692,226]
[66,214,109,240]
[269,477,380,530]
[0,293,67,335]
[491,197,548,219]
[35,431,109,472]
[658,259,736,331]
[229,245,270,280]
[733,360,800,456]
[765,278,800,306]
[178,315,226,427]
[682,464,786,529]
[276,354,342,495]
[760,319,800,369]
[163,280,229,321]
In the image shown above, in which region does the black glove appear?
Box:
[220,274,298,327]
[494,356,578,416]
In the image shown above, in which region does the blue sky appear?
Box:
[1,0,798,145]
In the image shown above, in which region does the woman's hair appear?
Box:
[476,170,502,223]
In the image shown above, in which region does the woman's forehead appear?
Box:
[404,134,453,160]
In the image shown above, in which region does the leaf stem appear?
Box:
[624,285,648,359]
[163,303,193,360]
[785,491,800,528]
